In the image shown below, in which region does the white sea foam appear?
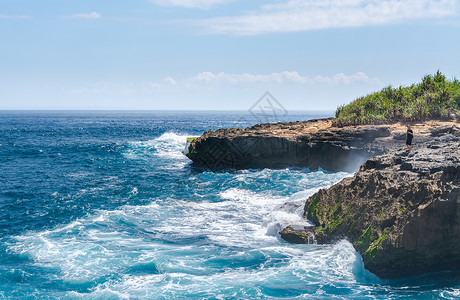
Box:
[129,187,138,196]
[123,132,192,169]
[65,172,94,178]
[67,241,367,299]
[440,289,460,299]
[125,132,189,159]
[8,166,372,298]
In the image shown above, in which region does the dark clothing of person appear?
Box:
[406,129,413,145]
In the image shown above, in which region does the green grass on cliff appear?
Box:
[334,71,460,126]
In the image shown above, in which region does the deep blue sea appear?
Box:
[1,111,459,299]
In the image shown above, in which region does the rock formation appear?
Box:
[281,132,460,278]
[186,119,454,172]
[187,117,460,278]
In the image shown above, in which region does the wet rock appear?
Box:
[279,226,316,244]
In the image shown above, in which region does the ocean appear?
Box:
[0,111,459,299]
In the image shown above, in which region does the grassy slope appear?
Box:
[334,71,460,127]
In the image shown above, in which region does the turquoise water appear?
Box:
[1,111,459,299]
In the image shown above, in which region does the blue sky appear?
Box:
[1,0,459,110]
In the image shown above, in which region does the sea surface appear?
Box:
[0,111,459,299]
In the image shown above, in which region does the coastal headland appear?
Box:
[187,117,460,278]
[186,72,460,278]
[186,119,457,172]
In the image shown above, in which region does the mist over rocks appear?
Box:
[282,132,460,279]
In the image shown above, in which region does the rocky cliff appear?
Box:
[186,119,455,172]
[188,118,460,278]
[281,132,460,279]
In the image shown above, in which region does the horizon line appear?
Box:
[0,109,336,112]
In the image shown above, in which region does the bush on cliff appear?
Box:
[334,71,460,127]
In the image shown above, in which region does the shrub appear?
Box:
[333,71,460,126]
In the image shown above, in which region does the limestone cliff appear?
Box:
[186,119,455,172]
[187,118,460,278]
[281,132,460,278]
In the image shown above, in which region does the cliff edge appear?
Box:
[186,119,457,172]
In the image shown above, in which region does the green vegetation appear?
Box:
[355,222,375,253]
[334,71,460,126]
[306,196,321,225]
[362,231,389,262]
[313,197,351,235]
[354,221,390,262]
[185,137,198,156]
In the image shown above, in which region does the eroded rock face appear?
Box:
[186,119,457,172]
[283,135,460,278]
[186,119,399,172]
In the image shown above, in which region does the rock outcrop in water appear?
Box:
[188,118,460,278]
[281,131,460,279]
[186,119,454,172]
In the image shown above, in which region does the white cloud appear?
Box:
[150,0,234,9]
[67,12,102,19]
[187,71,301,84]
[71,81,136,95]
[148,71,381,88]
[0,14,31,19]
[163,76,178,86]
[313,72,382,85]
[197,0,460,35]
[148,77,178,89]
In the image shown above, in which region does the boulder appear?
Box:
[279,226,316,244]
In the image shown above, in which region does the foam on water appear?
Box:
[2,112,458,299]
[124,132,189,160]
[7,160,374,298]
[123,132,193,171]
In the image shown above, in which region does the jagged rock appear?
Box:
[286,136,460,278]
[430,125,459,137]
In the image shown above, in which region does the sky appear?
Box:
[0,0,459,111]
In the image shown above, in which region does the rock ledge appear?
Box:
[187,119,457,172]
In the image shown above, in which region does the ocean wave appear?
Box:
[123,132,190,161]
[8,169,350,293]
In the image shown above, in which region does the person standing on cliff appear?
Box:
[406,125,413,152]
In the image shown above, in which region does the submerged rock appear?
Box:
[283,135,460,278]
